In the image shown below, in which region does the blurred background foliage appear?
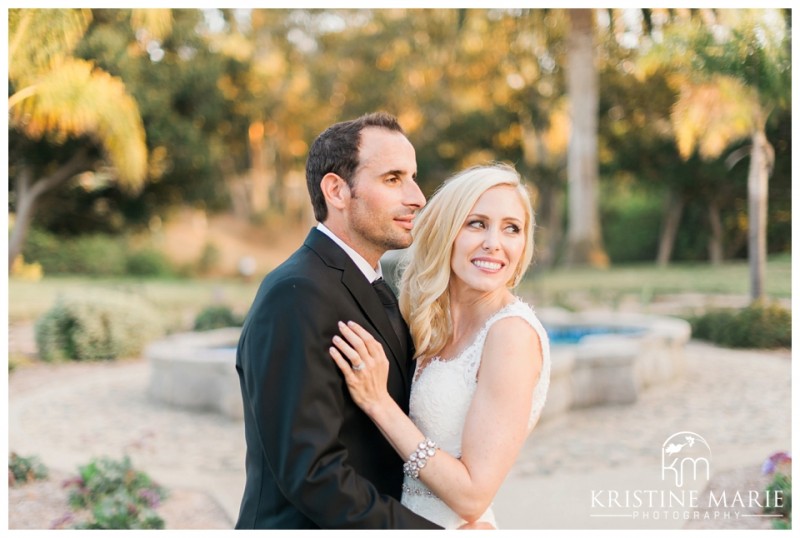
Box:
[7,8,792,280]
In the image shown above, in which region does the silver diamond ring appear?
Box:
[352,362,366,372]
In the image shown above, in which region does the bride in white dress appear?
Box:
[330,164,551,529]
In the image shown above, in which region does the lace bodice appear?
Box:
[401,298,551,528]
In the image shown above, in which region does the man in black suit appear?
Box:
[235,112,439,529]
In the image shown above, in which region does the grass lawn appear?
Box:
[8,277,262,326]
[8,255,791,324]
[521,255,790,309]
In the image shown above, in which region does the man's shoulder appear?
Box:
[255,242,344,299]
[271,229,341,271]
[264,229,350,281]
[262,251,329,290]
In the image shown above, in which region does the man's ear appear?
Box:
[320,173,350,210]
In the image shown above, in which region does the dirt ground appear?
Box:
[8,468,233,530]
[7,359,235,530]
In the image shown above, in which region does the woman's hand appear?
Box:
[329,321,392,416]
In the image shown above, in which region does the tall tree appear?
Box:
[8,9,157,268]
[639,9,790,300]
[564,9,609,267]
[85,9,249,220]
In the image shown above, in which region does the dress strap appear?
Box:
[462,300,551,424]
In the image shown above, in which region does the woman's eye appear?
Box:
[468,220,485,229]
[505,224,521,233]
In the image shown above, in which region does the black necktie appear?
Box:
[372,277,407,349]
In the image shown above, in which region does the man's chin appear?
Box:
[381,238,413,252]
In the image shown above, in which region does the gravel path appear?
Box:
[8,359,238,529]
[8,334,791,530]
[513,341,791,479]
[496,341,791,530]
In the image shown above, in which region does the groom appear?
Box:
[235,112,440,529]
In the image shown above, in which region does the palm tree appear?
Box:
[7,9,168,270]
[563,9,609,268]
[639,10,790,301]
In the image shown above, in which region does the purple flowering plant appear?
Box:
[762,451,791,529]
[63,456,168,529]
[762,451,791,475]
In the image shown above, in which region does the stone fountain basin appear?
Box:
[539,308,691,422]
[147,309,691,422]
[147,327,243,419]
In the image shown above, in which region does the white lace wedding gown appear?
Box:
[401,299,551,529]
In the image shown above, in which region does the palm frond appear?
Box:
[10,58,148,192]
[9,8,92,86]
[671,75,758,160]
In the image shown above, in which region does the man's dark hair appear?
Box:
[306,112,405,222]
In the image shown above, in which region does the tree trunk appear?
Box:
[8,167,35,270]
[656,191,684,267]
[565,9,608,268]
[707,199,724,265]
[8,149,92,271]
[747,128,773,302]
[536,185,564,269]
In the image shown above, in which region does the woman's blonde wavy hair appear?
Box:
[397,163,535,361]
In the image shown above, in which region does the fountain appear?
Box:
[538,308,691,421]
[146,309,691,422]
[147,327,243,419]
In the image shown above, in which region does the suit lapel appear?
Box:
[304,229,410,389]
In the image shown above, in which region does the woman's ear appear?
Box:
[320,173,350,210]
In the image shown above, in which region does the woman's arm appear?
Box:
[330,318,543,523]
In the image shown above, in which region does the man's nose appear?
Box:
[405,180,426,209]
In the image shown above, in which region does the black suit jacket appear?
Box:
[235,228,439,529]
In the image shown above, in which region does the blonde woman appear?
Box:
[330,163,551,528]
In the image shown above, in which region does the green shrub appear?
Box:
[23,229,128,276]
[690,302,791,348]
[71,235,128,275]
[736,302,792,349]
[8,452,48,485]
[194,305,242,331]
[125,248,174,277]
[65,456,167,530]
[601,187,662,263]
[35,290,164,361]
[765,472,792,529]
[690,309,737,345]
[21,228,61,270]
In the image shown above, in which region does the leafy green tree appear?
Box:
[8,9,150,269]
[639,9,791,299]
[76,9,250,224]
[13,9,260,239]
[596,14,727,265]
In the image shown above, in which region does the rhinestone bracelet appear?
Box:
[403,438,439,479]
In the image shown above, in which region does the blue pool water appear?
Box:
[544,325,644,345]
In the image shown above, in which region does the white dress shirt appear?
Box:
[316,223,383,283]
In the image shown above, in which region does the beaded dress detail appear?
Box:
[401,299,551,528]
